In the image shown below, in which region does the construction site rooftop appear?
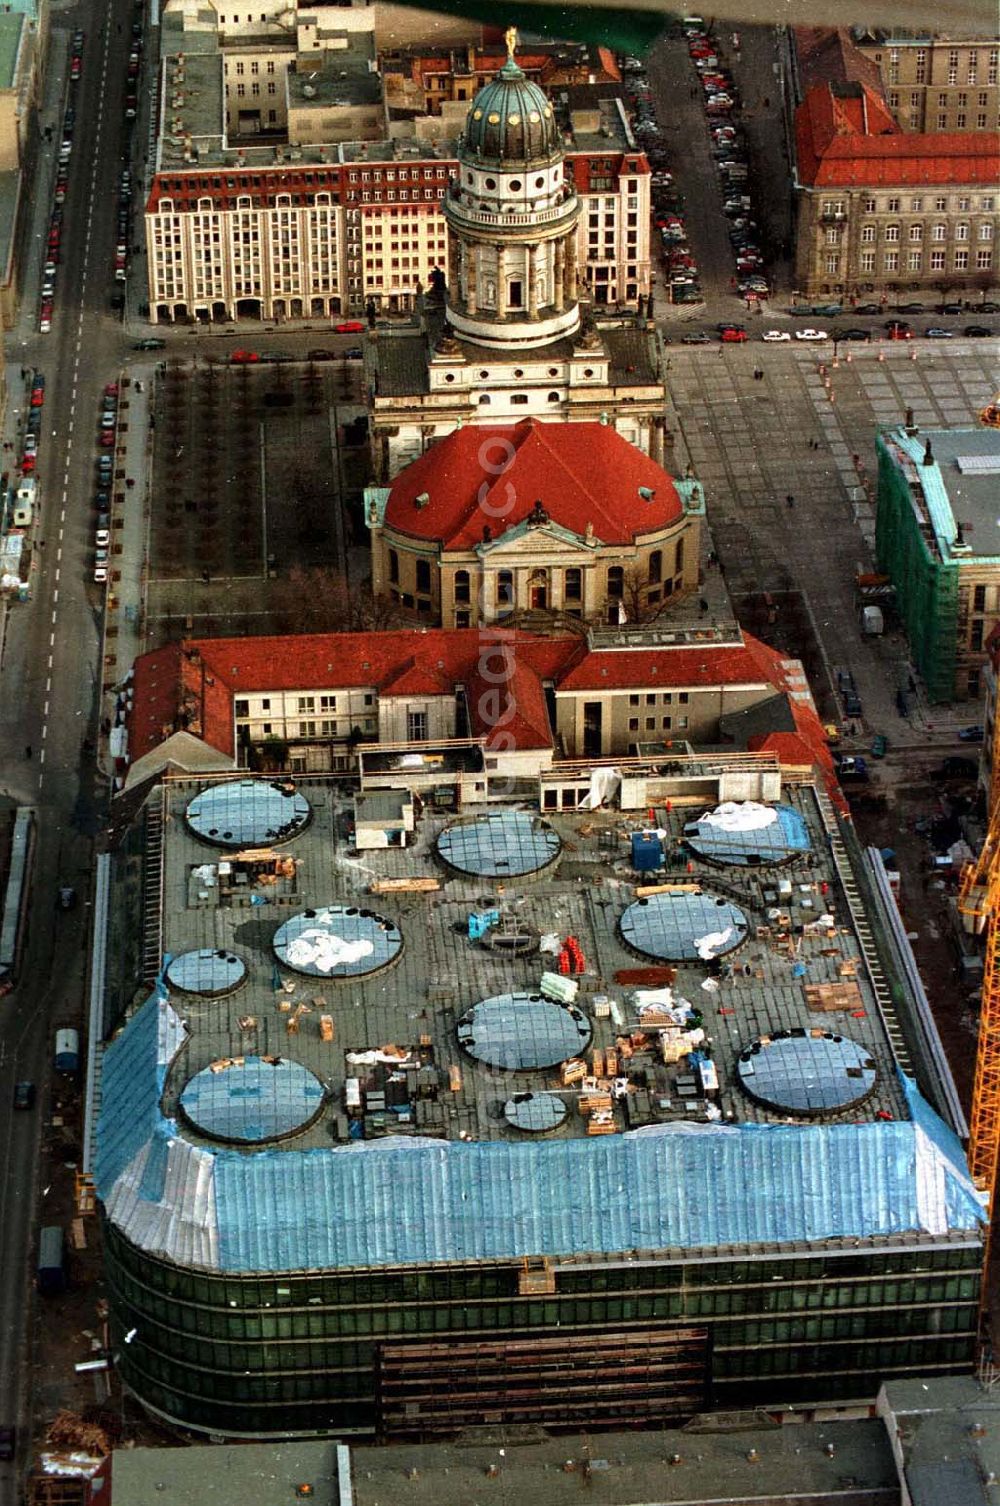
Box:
[93,772,982,1274]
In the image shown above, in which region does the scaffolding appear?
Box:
[875,435,959,703]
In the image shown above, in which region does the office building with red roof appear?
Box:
[365,418,703,627]
[121,620,835,799]
[793,79,999,299]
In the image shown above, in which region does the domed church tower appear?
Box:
[443,28,581,348]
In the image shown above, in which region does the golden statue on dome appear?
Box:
[504,25,518,63]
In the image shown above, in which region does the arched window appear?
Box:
[497,570,514,615]
[607,565,624,598]
[388,549,399,585]
[648,550,663,585]
[454,569,470,604]
[565,567,582,602]
[547,392,560,403]
[479,394,491,405]
[416,559,431,594]
[674,537,684,574]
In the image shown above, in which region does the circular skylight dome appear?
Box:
[437,810,561,880]
[166,949,247,997]
[736,1031,877,1118]
[273,904,403,979]
[186,780,311,848]
[504,1091,567,1133]
[180,1057,325,1144]
[457,991,591,1072]
[619,890,749,963]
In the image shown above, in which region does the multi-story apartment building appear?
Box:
[856,33,1000,134]
[146,11,649,322]
[794,81,999,299]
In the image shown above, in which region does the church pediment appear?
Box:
[476,520,604,558]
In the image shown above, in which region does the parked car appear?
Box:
[681,331,711,344]
[761,330,790,341]
[835,754,868,780]
[925,327,954,339]
[855,303,881,315]
[334,320,365,334]
[0,1426,15,1460]
[885,322,913,340]
[936,302,963,314]
[895,301,925,313]
[795,328,828,341]
[837,328,871,341]
[230,349,260,364]
[133,337,165,350]
[870,734,888,758]
[959,725,984,742]
[720,327,748,342]
[12,1083,33,1110]
[964,325,994,337]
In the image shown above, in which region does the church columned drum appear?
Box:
[443,38,581,349]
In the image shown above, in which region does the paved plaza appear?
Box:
[668,339,1000,739]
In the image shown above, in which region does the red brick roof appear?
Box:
[795,82,1000,187]
[794,28,884,99]
[127,627,834,775]
[383,420,682,551]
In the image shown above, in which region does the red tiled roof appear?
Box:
[383,420,682,551]
[127,626,836,778]
[796,82,1000,188]
[379,656,456,697]
[794,28,884,98]
[466,636,571,751]
[556,642,775,694]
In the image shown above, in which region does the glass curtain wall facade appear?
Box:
[104,1220,981,1438]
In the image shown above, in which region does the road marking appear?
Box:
[53,583,58,598]
[41,724,47,740]
[56,547,61,562]
[45,677,50,693]
[50,610,57,625]
[43,701,49,717]
[49,632,54,647]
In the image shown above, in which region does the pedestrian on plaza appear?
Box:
[753,367,763,381]
[786,494,795,509]
[24,745,31,759]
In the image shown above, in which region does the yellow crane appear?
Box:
[959,695,1000,1300]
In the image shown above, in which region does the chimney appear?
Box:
[923,437,934,466]
[904,406,917,435]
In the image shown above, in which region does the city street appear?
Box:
[0,0,150,1493]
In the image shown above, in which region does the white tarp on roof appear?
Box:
[700,800,777,833]
[695,926,734,960]
[285,930,374,972]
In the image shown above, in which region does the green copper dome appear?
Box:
[462,58,560,166]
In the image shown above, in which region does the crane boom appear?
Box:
[960,689,1000,1303]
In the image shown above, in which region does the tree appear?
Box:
[270,566,397,634]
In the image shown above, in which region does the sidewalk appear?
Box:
[97,365,152,784]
